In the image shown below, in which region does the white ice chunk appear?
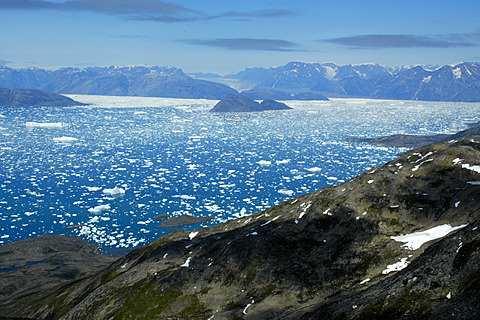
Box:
[103,187,126,196]
[278,189,294,196]
[257,160,272,166]
[462,164,480,173]
[243,299,255,315]
[189,231,199,240]
[88,204,111,214]
[391,224,468,250]
[382,257,410,274]
[26,122,63,128]
[84,186,102,192]
[306,167,322,172]
[53,136,78,142]
[181,257,191,267]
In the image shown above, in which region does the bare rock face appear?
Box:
[0,88,86,107]
[1,136,480,319]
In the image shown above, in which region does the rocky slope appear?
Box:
[1,136,480,319]
[0,88,86,107]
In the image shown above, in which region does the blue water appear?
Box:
[1,96,479,253]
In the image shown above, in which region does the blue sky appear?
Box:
[1,0,479,74]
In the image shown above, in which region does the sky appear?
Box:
[1,0,479,74]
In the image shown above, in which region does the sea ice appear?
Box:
[391,224,468,250]
[306,167,322,172]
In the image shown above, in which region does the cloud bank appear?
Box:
[0,0,294,23]
[324,34,478,49]
[182,38,299,51]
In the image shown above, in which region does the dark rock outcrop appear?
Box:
[210,94,292,112]
[0,88,86,107]
[345,120,480,148]
[2,136,480,319]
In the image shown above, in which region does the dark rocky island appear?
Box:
[1,135,480,319]
[0,87,87,107]
[345,120,480,148]
[210,94,292,112]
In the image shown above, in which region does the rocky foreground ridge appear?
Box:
[1,137,480,319]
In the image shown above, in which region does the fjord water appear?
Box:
[1,96,479,253]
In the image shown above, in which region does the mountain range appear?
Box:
[1,135,480,319]
[210,61,480,102]
[1,62,480,102]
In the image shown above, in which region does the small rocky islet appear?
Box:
[210,94,292,112]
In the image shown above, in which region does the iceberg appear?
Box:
[53,136,78,142]
[103,187,126,196]
[26,122,63,128]
[88,204,111,214]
